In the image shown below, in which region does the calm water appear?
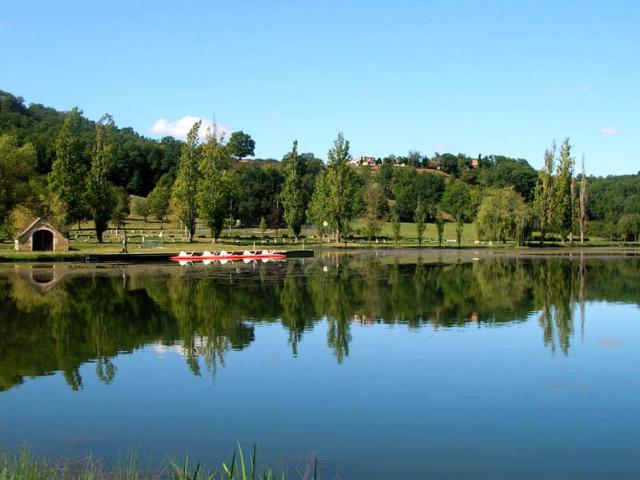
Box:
[1,254,640,479]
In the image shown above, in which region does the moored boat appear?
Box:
[169,250,286,262]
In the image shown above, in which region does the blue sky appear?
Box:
[1,0,638,175]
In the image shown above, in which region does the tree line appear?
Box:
[2,89,640,244]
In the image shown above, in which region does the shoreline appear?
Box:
[0,245,638,264]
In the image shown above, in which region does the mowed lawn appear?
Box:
[0,213,484,256]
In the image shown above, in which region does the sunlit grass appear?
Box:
[0,444,319,480]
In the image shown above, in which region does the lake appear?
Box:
[1,253,639,479]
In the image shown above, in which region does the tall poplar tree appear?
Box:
[533,142,556,244]
[307,173,329,241]
[579,156,588,243]
[415,199,427,246]
[171,121,201,242]
[326,132,360,243]
[50,107,87,228]
[281,140,305,239]
[87,114,117,242]
[555,138,575,241]
[197,128,234,241]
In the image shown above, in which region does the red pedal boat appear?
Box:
[170,250,286,263]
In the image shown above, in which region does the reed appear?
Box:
[0,444,318,480]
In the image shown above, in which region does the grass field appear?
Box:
[0,212,635,258]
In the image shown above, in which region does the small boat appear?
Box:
[170,250,286,263]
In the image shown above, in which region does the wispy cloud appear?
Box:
[549,84,591,94]
[432,143,451,153]
[599,127,621,136]
[150,116,231,140]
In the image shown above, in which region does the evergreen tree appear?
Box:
[50,107,88,228]
[281,140,305,239]
[171,121,201,242]
[326,132,360,243]
[197,128,234,241]
[87,114,117,242]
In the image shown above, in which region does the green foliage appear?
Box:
[0,134,36,234]
[455,217,464,248]
[111,187,130,229]
[554,138,575,241]
[391,168,444,221]
[50,107,89,226]
[147,176,172,223]
[441,180,473,222]
[259,216,267,238]
[87,114,118,242]
[588,174,640,224]
[391,210,401,245]
[363,181,386,241]
[281,141,305,238]
[414,199,427,246]
[307,173,329,240]
[617,213,640,242]
[476,188,533,245]
[132,196,150,221]
[435,210,445,247]
[235,165,284,228]
[326,133,362,241]
[197,130,235,240]
[227,130,255,159]
[479,156,538,201]
[533,143,556,243]
[172,121,201,242]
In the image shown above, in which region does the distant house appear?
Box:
[14,218,68,252]
[348,156,377,167]
[470,158,480,169]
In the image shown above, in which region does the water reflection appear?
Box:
[1,256,639,392]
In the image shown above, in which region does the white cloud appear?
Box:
[599,127,621,136]
[549,84,591,94]
[150,116,231,140]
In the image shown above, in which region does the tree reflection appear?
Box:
[0,256,639,391]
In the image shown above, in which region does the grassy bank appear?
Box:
[1,214,638,261]
[0,445,318,480]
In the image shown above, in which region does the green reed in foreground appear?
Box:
[0,444,318,480]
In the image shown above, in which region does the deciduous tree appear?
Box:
[414,199,427,246]
[533,143,556,244]
[50,107,88,228]
[326,133,361,243]
[307,173,329,241]
[0,135,36,234]
[197,128,234,241]
[171,121,201,242]
[227,130,255,160]
[363,181,386,242]
[476,188,533,245]
[281,140,305,239]
[87,114,117,242]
